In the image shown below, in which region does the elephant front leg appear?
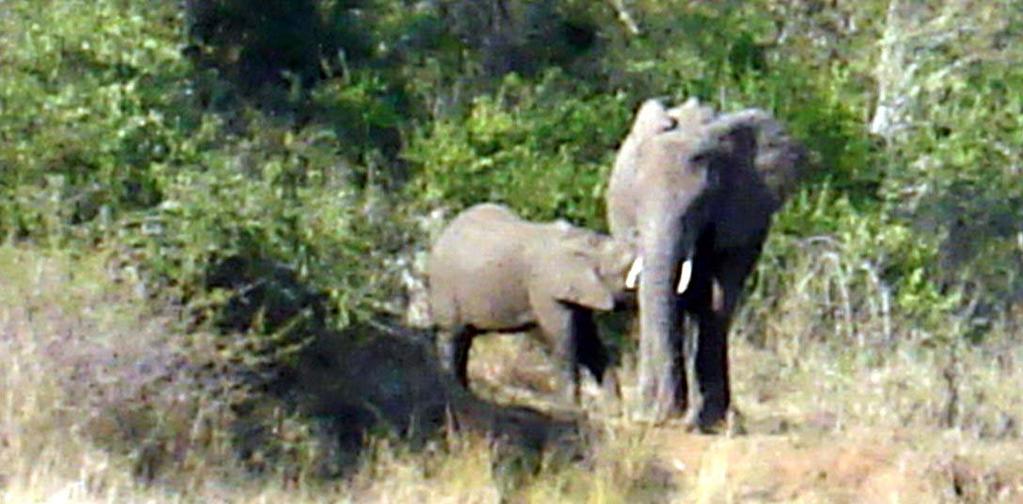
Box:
[685,247,759,432]
[573,309,611,386]
[572,309,626,411]
[533,299,583,405]
[685,307,731,431]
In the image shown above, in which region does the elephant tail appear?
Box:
[415,273,451,337]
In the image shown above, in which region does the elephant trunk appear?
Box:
[636,211,696,420]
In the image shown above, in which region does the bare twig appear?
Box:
[607,0,641,36]
[821,251,856,345]
[861,260,893,345]
[941,351,959,429]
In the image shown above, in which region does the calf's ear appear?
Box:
[553,260,616,312]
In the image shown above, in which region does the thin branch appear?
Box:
[608,0,641,36]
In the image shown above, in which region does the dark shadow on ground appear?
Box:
[205,255,586,479]
[225,320,586,481]
[292,321,585,473]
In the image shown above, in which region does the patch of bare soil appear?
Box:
[465,335,1023,502]
[642,429,921,502]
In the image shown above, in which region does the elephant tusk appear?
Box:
[626,257,643,289]
[677,257,694,294]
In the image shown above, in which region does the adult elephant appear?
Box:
[607,98,807,430]
[427,203,635,403]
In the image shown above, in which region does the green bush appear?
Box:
[0,0,190,241]
[0,0,409,368]
[405,72,631,228]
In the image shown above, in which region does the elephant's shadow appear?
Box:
[204,255,585,477]
[281,321,587,476]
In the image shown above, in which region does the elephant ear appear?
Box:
[712,118,759,167]
[752,115,808,203]
[548,253,616,312]
[707,109,809,203]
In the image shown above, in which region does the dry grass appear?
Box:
[464,330,1023,503]
[2,243,1022,503]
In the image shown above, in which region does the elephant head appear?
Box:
[666,97,716,131]
[543,223,636,311]
[607,99,681,242]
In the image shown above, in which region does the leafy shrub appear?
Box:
[0,0,190,241]
[0,0,415,397]
[184,0,375,93]
[405,72,631,228]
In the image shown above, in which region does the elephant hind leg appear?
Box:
[439,326,476,390]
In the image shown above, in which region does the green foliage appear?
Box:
[185,0,374,91]
[308,71,406,170]
[0,0,189,240]
[872,4,1023,325]
[406,73,630,228]
[1,0,1020,362]
[0,0,407,351]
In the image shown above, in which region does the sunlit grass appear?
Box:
[1,244,1021,502]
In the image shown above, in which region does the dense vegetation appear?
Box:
[1,0,1021,494]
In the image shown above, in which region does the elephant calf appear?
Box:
[427,203,636,403]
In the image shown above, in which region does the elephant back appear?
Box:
[607,99,677,243]
[428,203,533,327]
